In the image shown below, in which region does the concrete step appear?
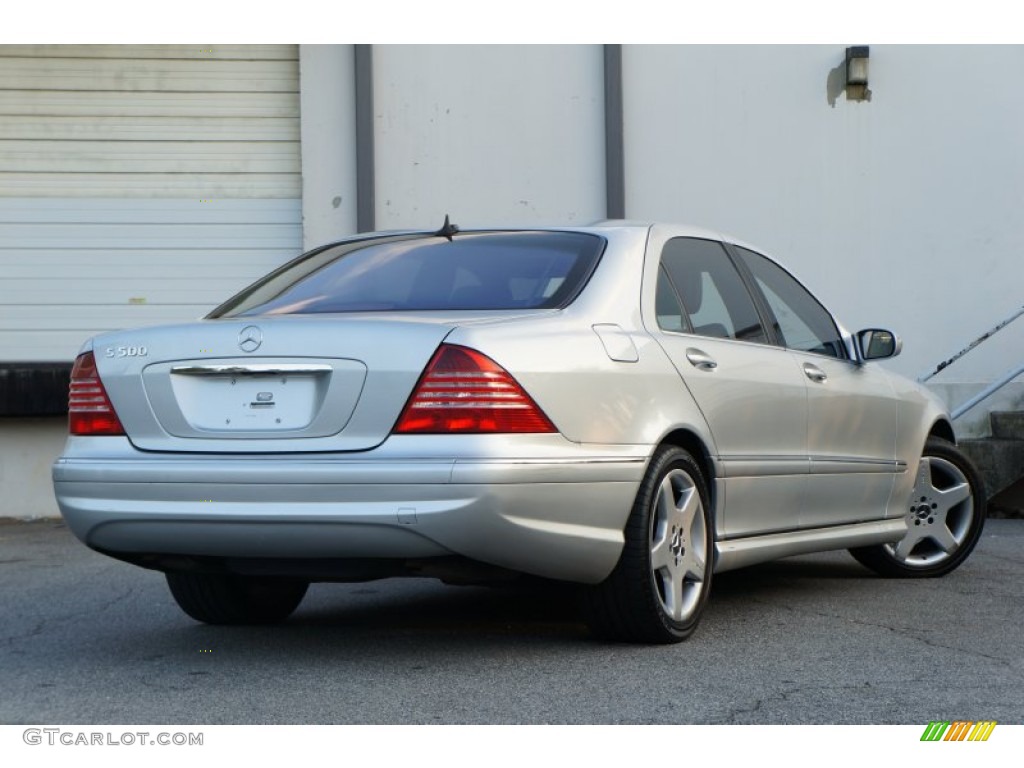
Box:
[991,411,1024,440]
[990,476,1024,519]
[959,437,1024,512]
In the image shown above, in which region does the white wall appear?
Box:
[300,45,358,247]
[622,45,1024,402]
[373,45,607,229]
[0,418,64,518]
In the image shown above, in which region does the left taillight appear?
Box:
[68,351,125,436]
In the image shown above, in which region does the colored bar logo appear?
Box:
[921,721,997,742]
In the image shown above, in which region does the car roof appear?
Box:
[347,220,718,238]
[320,220,766,255]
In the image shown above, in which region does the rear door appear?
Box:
[647,232,809,538]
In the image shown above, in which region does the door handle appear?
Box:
[803,363,827,383]
[686,348,718,371]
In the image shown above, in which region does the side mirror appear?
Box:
[857,329,902,361]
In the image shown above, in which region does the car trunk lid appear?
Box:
[93,315,470,453]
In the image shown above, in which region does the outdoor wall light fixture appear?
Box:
[846,46,869,87]
[828,45,871,105]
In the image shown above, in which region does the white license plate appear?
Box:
[171,375,320,432]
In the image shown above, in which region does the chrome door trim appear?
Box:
[809,457,907,474]
[719,456,808,477]
[720,456,905,477]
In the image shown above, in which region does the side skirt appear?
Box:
[714,518,907,573]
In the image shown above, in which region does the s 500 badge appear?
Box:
[105,345,148,358]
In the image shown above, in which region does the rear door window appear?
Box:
[659,237,768,344]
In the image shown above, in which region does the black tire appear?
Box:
[586,445,714,643]
[850,437,986,578]
[165,572,309,625]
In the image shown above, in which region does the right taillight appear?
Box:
[68,351,125,436]
[394,344,557,434]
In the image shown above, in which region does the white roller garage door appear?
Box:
[0,44,302,362]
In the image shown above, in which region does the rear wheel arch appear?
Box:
[656,429,718,523]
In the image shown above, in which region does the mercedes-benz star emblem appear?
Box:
[238,326,263,353]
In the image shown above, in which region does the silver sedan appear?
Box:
[52,221,986,643]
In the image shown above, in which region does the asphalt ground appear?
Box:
[1,518,1021,725]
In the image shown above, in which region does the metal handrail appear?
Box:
[918,304,1024,383]
[916,304,1024,420]
[951,363,1024,420]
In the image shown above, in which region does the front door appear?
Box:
[731,244,899,528]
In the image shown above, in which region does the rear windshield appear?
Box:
[210,231,605,317]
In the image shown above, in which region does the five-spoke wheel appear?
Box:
[649,468,708,623]
[586,445,713,643]
[851,438,986,578]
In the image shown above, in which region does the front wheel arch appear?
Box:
[928,418,956,445]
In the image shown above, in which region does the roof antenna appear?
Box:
[434,214,459,242]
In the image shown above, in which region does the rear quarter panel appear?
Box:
[446,227,716,450]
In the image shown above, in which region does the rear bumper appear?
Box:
[53,437,648,584]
